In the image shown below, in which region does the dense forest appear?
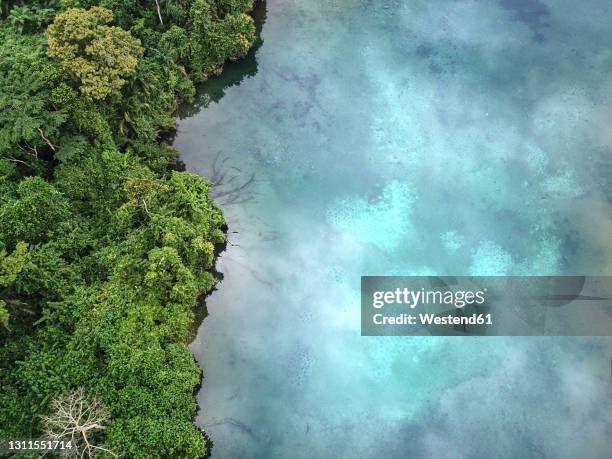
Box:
[0,0,256,457]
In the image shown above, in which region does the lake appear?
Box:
[175,1,612,457]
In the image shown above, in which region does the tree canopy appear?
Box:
[0,0,257,457]
[46,6,143,100]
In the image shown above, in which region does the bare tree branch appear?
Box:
[142,198,151,216]
[37,127,56,151]
[41,388,116,458]
[154,0,164,25]
[5,156,33,168]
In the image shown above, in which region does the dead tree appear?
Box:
[41,387,116,458]
[209,152,257,206]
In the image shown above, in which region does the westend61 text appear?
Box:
[372,313,493,326]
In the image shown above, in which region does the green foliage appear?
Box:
[0,30,67,170]
[160,25,190,63]
[107,416,206,459]
[218,0,255,17]
[0,0,254,456]
[0,242,29,326]
[7,4,55,33]
[188,0,256,80]
[46,7,144,99]
[0,177,70,246]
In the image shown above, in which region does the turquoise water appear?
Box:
[175,1,612,457]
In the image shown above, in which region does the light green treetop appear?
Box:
[46,6,143,100]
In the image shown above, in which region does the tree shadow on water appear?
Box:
[209,151,258,206]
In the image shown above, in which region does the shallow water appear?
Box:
[175,1,612,457]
